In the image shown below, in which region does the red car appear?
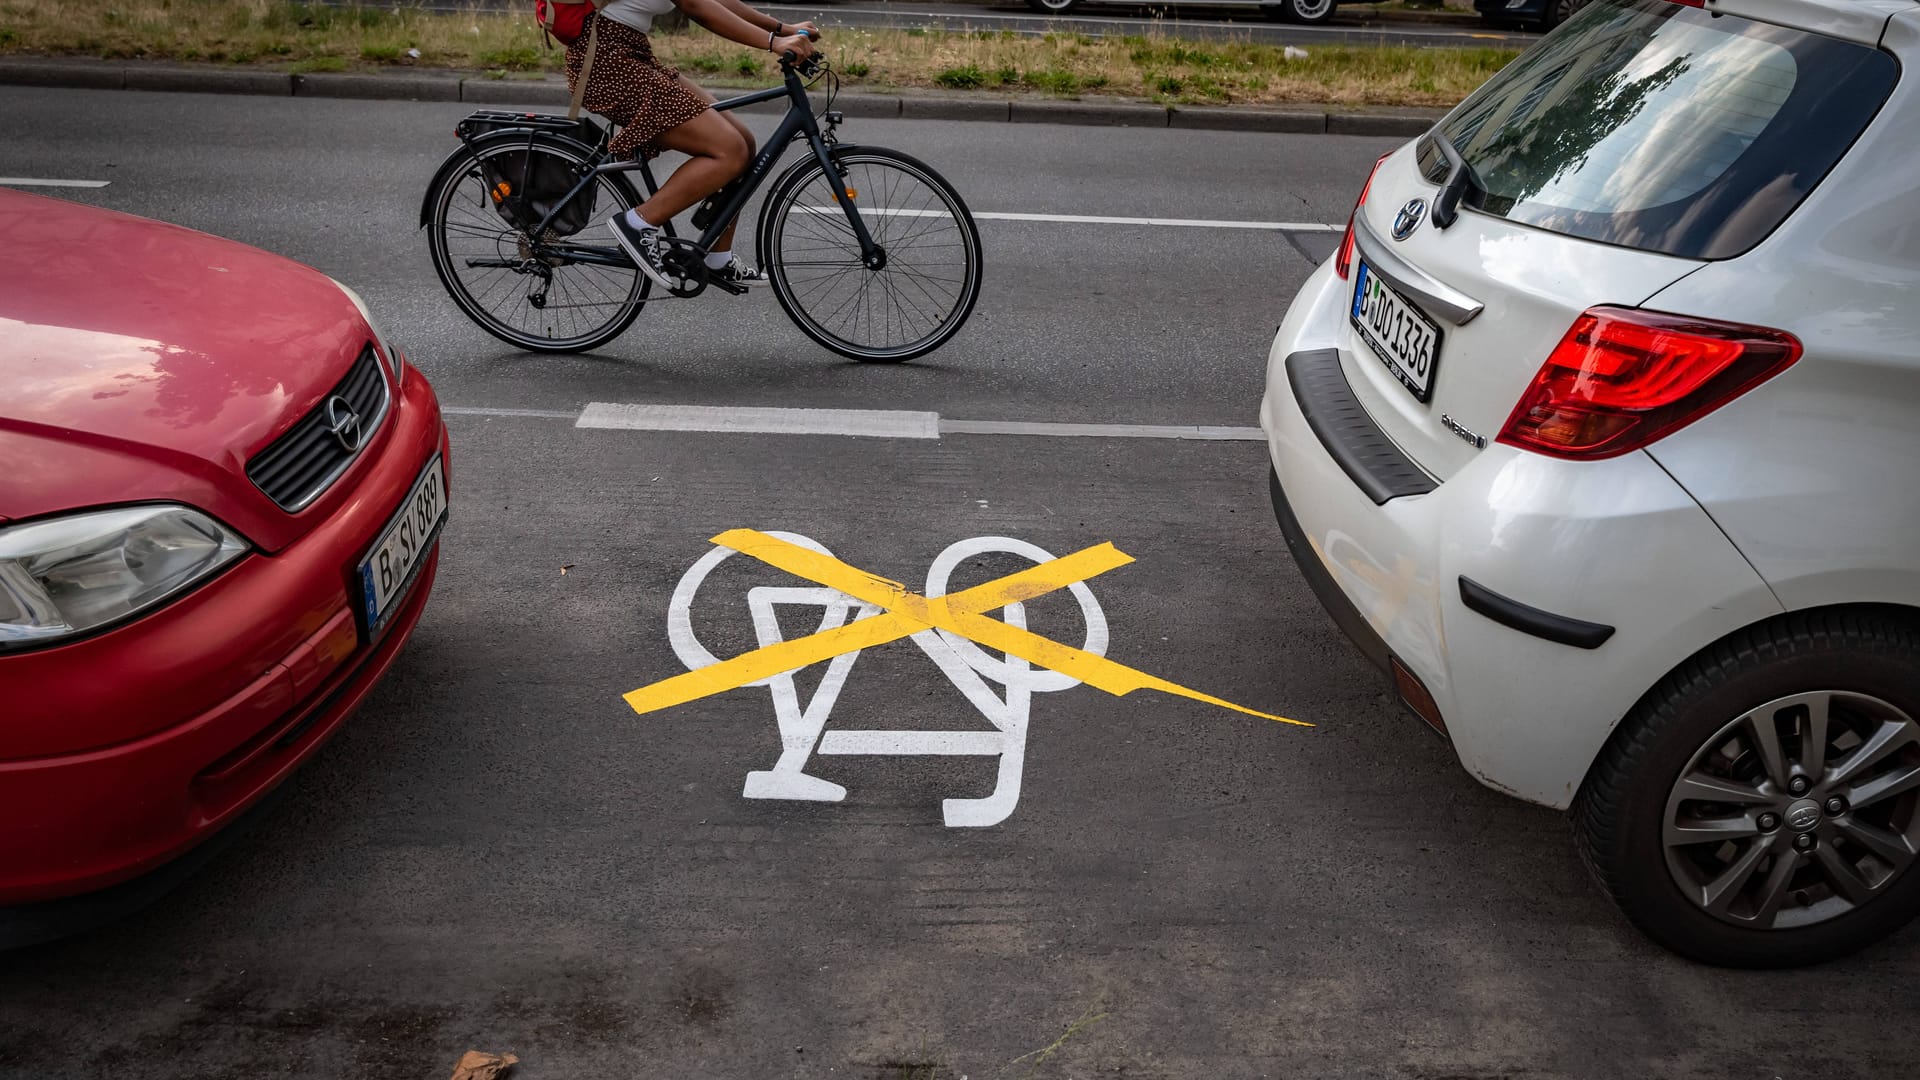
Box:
[0,191,448,936]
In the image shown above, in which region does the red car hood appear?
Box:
[0,190,371,550]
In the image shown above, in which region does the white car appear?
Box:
[1022,0,1362,26]
[1261,0,1920,967]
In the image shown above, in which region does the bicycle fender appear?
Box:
[417,129,618,229]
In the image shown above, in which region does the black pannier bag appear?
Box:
[455,112,608,236]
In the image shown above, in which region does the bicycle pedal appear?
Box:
[709,278,748,297]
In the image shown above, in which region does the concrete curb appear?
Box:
[292,71,463,101]
[0,57,1445,136]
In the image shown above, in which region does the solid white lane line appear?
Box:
[940,419,1265,441]
[575,402,941,439]
[0,177,111,188]
[442,405,580,419]
[800,206,1341,232]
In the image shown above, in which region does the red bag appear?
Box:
[535,0,603,46]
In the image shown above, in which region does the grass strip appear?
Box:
[0,0,1516,106]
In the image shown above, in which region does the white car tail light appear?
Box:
[1334,153,1392,281]
[1497,306,1801,460]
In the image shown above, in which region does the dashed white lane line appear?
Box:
[941,419,1264,440]
[454,402,1264,441]
[804,206,1341,233]
[576,402,942,439]
[0,177,111,188]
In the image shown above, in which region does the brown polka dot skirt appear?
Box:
[565,13,709,160]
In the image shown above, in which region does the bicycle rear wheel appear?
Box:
[760,146,983,363]
[426,135,649,354]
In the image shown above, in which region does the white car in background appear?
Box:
[1262,0,1920,966]
[1022,0,1365,26]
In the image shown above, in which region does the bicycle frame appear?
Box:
[525,60,879,274]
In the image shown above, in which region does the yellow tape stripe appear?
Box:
[625,529,1307,727]
[622,538,1131,716]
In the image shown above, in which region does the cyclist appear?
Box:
[566,0,820,290]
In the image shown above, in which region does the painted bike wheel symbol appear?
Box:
[667,533,1107,827]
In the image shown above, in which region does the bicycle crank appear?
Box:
[658,236,710,299]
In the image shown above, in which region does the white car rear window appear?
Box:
[1424,0,1896,259]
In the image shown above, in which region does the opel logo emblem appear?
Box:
[1391,198,1427,241]
[324,395,362,452]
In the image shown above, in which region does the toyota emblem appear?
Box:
[1786,802,1823,832]
[1391,198,1427,241]
[324,395,363,452]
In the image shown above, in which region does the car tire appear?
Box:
[1539,0,1584,29]
[1575,610,1920,968]
[1269,0,1338,23]
[1025,0,1081,12]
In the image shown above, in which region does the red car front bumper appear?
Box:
[0,371,449,906]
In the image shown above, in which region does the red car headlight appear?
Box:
[0,505,249,652]
[330,278,407,389]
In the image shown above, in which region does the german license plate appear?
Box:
[1350,260,1443,403]
[358,454,447,638]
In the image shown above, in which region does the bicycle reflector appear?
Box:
[1498,306,1802,460]
[1335,152,1392,281]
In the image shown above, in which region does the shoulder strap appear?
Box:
[566,9,600,121]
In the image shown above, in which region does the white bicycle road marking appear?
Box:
[667,532,1106,827]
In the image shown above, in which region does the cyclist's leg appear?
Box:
[675,77,756,254]
[633,109,749,230]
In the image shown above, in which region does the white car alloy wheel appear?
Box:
[1661,691,1920,931]
[1576,612,1920,968]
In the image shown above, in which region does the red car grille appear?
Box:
[247,346,389,512]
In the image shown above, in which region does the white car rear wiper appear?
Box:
[1426,130,1484,230]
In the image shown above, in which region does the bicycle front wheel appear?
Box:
[760,146,983,363]
[426,135,649,354]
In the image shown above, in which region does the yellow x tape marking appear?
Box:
[624,529,1308,727]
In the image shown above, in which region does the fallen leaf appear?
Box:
[560,564,575,575]
[449,1050,518,1080]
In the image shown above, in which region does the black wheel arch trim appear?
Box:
[1459,576,1615,649]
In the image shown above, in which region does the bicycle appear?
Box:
[419,54,983,363]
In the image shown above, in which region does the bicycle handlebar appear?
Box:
[779,51,825,79]
[778,27,822,73]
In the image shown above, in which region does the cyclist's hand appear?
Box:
[789,20,822,41]
[774,31,817,61]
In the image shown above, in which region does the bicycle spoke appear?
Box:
[769,151,978,360]
[432,143,644,351]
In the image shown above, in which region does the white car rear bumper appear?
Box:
[1260,260,1784,809]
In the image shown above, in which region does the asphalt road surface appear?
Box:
[2,86,1917,1080]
